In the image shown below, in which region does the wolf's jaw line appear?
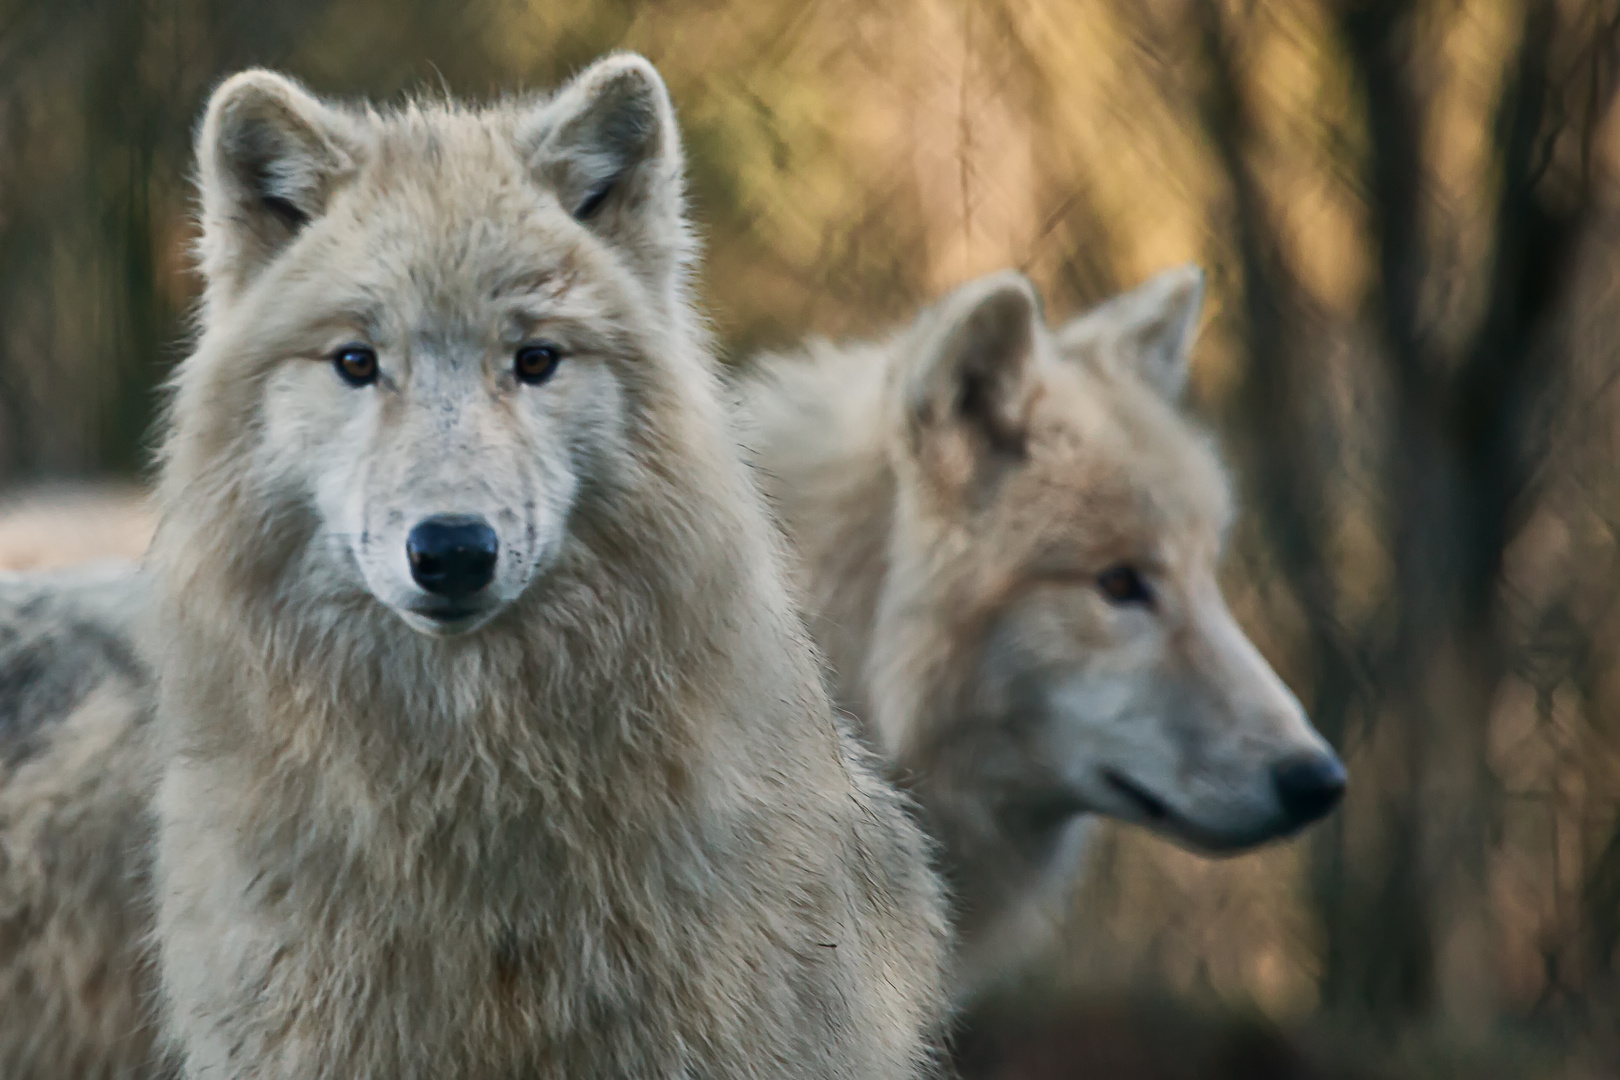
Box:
[1102,768,1294,852]
[1101,767,1171,823]
[418,606,480,622]
[399,604,495,638]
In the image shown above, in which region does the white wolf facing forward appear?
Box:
[147,56,947,1079]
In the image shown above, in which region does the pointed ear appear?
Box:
[195,70,358,302]
[901,271,1042,485]
[520,53,687,287]
[1055,263,1205,399]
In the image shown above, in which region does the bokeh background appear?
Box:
[2,0,1619,1076]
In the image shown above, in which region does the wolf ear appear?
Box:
[521,53,687,286]
[1056,264,1205,399]
[195,70,357,301]
[902,271,1042,484]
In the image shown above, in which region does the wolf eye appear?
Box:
[1097,565,1152,607]
[514,342,563,386]
[332,345,378,387]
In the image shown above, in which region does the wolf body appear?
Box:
[0,562,158,1079]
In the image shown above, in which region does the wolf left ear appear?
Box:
[901,271,1042,484]
[1055,263,1205,400]
[195,70,358,305]
[521,54,688,288]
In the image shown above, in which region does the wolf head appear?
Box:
[873,267,1344,856]
[163,55,699,639]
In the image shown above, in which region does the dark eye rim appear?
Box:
[331,344,378,387]
[514,342,564,386]
[1096,564,1154,607]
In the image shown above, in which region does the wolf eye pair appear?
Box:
[331,342,562,387]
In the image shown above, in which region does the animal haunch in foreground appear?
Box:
[0,564,158,1080]
[146,56,948,1079]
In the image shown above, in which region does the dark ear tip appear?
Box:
[574,52,671,114]
[547,52,676,171]
[204,69,307,127]
[978,271,1040,315]
[949,270,1041,340]
[200,69,346,175]
[1156,262,1206,305]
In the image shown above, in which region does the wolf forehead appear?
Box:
[219,127,650,368]
[198,58,687,325]
[335,112,563,214]
[285,116,595,278]
[994,363,1234,557]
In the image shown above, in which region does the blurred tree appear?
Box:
[1184,0,1620,1038]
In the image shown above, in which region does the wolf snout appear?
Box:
[1271,750,1347,826]
[406,514,499,599]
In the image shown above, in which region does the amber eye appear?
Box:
[514,342,563,386]
[1097,564,1153,607]
[332,345,378,387]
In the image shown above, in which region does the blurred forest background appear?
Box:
[2,0,1620,1077]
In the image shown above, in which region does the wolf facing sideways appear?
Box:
[6,54,953,1080]
[738,265,1346,1004]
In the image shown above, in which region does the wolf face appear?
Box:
[173,57,689,638]
[881,268,1343,856]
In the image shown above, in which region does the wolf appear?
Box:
[132,55,948,1079]
[737,265,1347,1004]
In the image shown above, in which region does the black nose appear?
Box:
[406,514,498,598]
[1272,751,1347,826]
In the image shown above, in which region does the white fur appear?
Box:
[739,266,1341,1003]
[148,56,948,1079]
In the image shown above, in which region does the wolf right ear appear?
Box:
[1055,264,1205,400]
[196,70,357,303]
[901,271,1043,488]
[521,54,689,290]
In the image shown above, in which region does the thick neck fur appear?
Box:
[736,337,897,723]
[741,333,997,773]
